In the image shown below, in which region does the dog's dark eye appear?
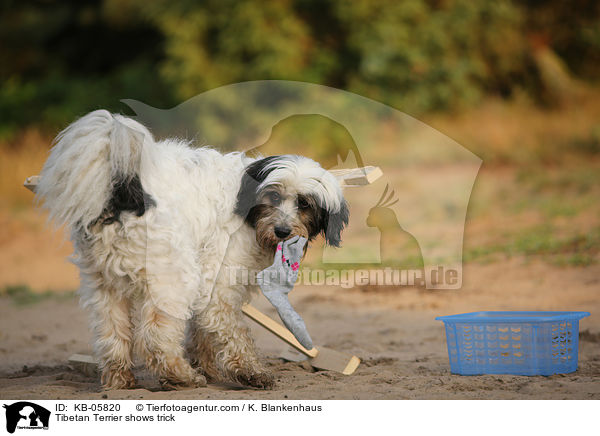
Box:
[297,196,309,209]
[267,191,281,205]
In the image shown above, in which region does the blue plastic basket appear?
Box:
[436,311,590,376]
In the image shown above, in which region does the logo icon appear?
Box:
[366,184,423,269]
[126,80,482,289]
[3,402,50,434]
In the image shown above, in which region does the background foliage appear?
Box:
[1,0,598,139]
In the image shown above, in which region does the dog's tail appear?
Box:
[36,110,154,232]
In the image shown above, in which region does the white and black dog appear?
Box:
[36,110,348,390]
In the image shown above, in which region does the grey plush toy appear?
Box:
[256,235,313,349]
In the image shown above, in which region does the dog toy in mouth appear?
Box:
[256,235,312,349]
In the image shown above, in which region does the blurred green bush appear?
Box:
[0,0,598,138]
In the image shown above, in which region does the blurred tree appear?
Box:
[129,0,529,113]
[332,0,527,112]
[124,0,318,95]
[522,0,600,81]
[0,0,173,138]
[0,0,598,137]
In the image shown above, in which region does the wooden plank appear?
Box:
[312,350,361,376]
[278,346,360,375]
[24,167,382,192]
[242,304,319,358]
[24,175,40,193]
[243,304,360,375]
[68,353,98,377]
[330,166,383,187]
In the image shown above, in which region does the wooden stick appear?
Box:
[242,304,360,375]
[242,304,319,358]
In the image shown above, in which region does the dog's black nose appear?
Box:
[274,226,292,238]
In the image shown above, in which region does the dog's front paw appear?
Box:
[159,372,207,390]
[101,366,137,390]
[234,370,275,390]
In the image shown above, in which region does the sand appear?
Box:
[1,258,599,400]
[1,161,599,400]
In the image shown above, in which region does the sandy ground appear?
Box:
[1,162,599,399]
[1,258,599,400]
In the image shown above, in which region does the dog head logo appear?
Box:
[125,80,482,289]
[3,402,50,434]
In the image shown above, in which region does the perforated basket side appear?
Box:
[441,319,582,375]
[535,320,579,375]
[443,323,460,372]
[448,322,537,375]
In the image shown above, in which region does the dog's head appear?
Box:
[235,155,349,251]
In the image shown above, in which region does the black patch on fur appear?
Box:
[234,156,281,225]
[299,193,349,247]
[297,194,325,240]
[101,175,156,225]
[322,199,349,247]
[315,196,349,247]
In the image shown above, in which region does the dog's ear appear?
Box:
[321,199,349,247]
[235,156,280,221]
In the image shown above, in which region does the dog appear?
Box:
[36,110,348,390]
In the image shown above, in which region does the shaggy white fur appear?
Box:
[36,110,347,390]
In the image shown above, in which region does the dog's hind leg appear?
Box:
[81,280,136,390]
[196,286,274,389]
[135,295,207,389]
